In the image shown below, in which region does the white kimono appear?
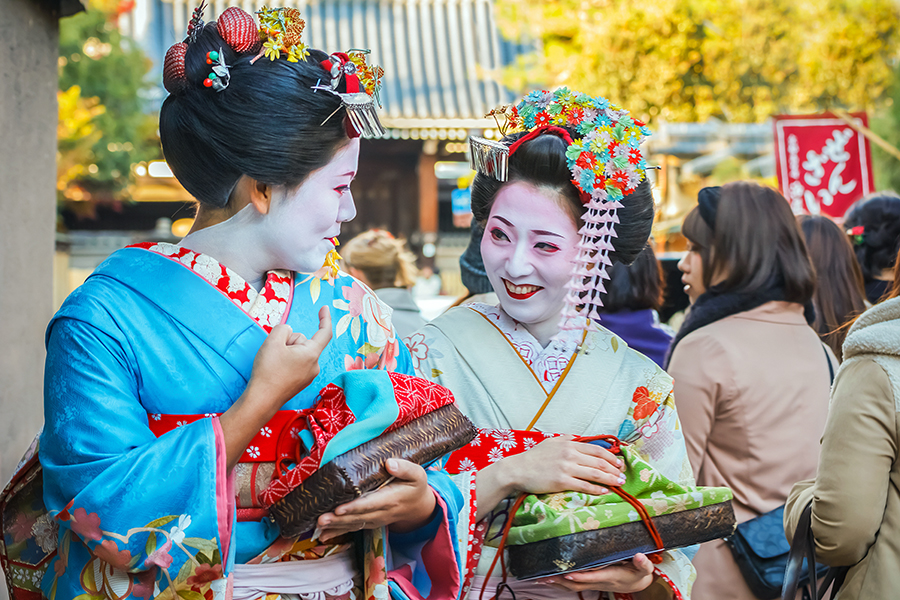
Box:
[405,304,697,600]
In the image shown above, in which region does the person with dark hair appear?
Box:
[33,7,463,600]
[598,244,673,367]
[843,191,900,303]
[407,91,696,599]
[784,245,900,600]
[668,183,836,600]
[342,229,426,338]
[798,215,867,362]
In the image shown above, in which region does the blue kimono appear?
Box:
[40,245,463,600]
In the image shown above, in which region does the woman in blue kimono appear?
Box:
[39,6,462,600]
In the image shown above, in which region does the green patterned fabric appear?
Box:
[501,444,733,546]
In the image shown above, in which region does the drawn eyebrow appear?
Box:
[492,216,563,238]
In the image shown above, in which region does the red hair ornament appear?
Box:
[163,42,188,94]
[162,4,259,95]
[318,51,386,138]
[217,6,261,53]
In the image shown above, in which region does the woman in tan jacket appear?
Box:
[666,183,836,600]
[784,252,900,599]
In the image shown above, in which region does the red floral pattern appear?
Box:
[259,372,456,505]
[631,386,658,420]
[148,411,305,463]
[448,428,558,594]
[129,242,293,333]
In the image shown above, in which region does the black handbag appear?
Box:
[726,345,838,599]
[725,504,829,599]
[781,503,848,600]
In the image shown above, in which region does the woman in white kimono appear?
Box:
[406,91,696,599]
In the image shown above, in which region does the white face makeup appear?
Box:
[264,138,360,273]
[481,181,580,336]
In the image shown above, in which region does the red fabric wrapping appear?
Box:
[163,43,188,94]
[150,373,457,507]
[260,372,455,505]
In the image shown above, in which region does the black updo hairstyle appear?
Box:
[470,129,655,266]
[843,191,900,280]
[159,22,349,208]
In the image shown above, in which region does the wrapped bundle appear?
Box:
[261,371,477,537]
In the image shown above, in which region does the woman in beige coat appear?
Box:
[666,183,836,600]
[784,254,900,599]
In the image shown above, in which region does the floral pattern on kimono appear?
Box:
[40,244,462,600]
[133,242,294,332]
[407,304,697,600]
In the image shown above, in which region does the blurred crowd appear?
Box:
[345,186,900,600]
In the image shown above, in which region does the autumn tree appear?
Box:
[58,0,159,207]
[497,0,900,125]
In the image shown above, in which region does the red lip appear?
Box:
[503,278,543,300]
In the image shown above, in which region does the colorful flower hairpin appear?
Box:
[848,225,865,245]
[469,88,653,341]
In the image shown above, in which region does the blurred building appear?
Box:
[648,118,774,251]
[60,2,780,307]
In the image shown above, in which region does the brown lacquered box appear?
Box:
[270,403,477,537]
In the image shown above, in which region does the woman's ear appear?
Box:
[248,179,274,215]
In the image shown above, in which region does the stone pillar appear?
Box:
[0,0,59,549]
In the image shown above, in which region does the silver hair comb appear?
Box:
[469,137,509,182]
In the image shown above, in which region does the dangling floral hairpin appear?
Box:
[848,225,865,246]
[469,88,653,343]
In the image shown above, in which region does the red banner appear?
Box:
[773,113,874,218]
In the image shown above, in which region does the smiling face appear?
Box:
[264,138,360,272]
[677,241,707,303]
[481,181,581,330]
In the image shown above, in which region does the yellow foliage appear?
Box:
[58,86,106,200]
[497,0,900,124]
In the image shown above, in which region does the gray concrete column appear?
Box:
[0,0,59,576]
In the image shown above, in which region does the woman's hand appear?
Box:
[539,553,656,594]
[246,308,333,411]
[475,436,625,520]
[316,459,437,542]
[220,307,332,468]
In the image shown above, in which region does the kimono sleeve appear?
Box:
[41,316,234,600]
[340,286,463,599]
[619,363,698,600]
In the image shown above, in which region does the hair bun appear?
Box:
[217,7,261,54]
[163,42,189,94]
